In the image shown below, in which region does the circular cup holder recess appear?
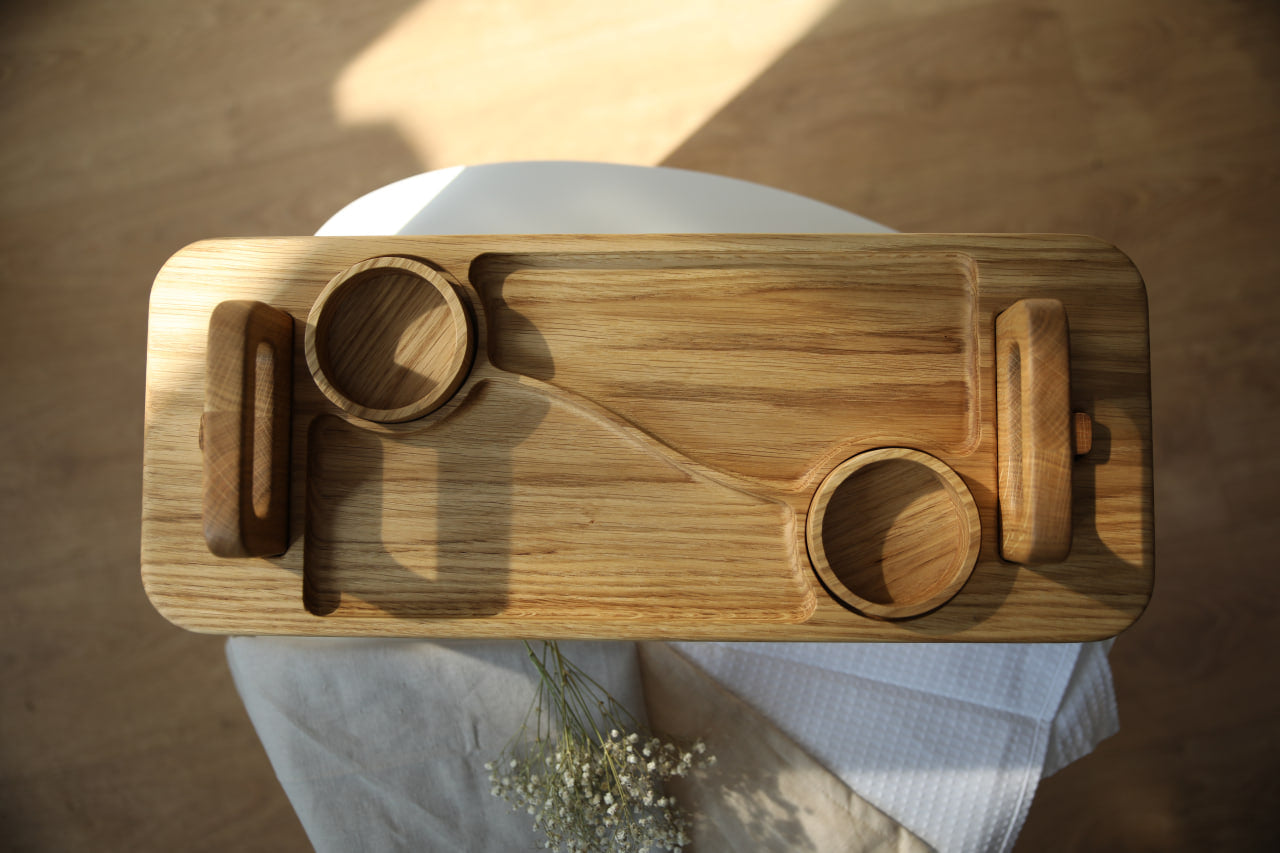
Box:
[305,256,474,423]
[806,447,981,620]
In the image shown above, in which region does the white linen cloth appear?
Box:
[637,642,934,853]
[225,163,1120,852]
[227,639,646,852]
[670,640,1116,852]
[226,637,1115,852]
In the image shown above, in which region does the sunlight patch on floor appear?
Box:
[333,0,836,168]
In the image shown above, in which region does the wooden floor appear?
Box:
[2,0,1277,849]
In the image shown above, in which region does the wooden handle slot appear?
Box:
[203,301,294,557]
[996,299,1073,565]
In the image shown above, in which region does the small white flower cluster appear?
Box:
[486,728,712,853]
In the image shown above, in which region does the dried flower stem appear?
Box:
[486,641,712,853]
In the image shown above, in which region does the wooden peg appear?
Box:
[1073,411,1093,456]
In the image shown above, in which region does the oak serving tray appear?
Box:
[142,234,1153,640]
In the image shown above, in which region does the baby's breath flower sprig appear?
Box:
[486,642,713,852]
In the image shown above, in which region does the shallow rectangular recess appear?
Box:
[471,250,979,483]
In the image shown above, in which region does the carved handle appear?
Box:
[996,299,1073,565]
[202,301,294,557]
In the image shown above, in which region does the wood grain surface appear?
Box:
[806,447,982,621]
[142,233,1153,641]
[304,384,809,623]
[304,255,475,423]
[996,298,1074,564]
[472,250,979,483]
[5,0,1277,849]
[202,301,294,558]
